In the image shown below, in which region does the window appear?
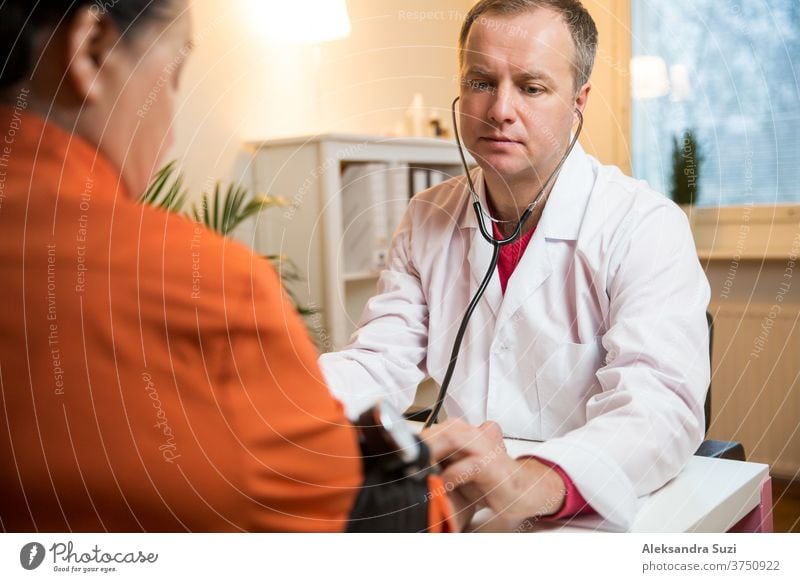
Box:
[631,0,799,206]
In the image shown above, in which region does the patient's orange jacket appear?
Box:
[0,106,452,532]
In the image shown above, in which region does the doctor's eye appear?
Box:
[523,85,545,96]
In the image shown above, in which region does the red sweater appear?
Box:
[492,220,594,520]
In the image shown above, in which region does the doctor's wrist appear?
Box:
[514,457,567,519]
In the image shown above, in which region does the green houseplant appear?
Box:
[140,161,315,317]
[670,129,704,207]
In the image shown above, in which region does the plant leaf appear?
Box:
[139,160,187,212]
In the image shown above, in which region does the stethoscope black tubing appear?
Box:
[422,220,502,428]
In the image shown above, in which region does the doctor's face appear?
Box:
[458,8,589,184]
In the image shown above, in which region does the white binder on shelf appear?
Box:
[411,167,430,196]
[340,163,389,276]
[429,169,446,186]
[387,164,410,240]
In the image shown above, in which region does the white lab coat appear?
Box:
[320,144,711,528]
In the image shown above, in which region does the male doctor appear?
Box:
[320,0,710,529]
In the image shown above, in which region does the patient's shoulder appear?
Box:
[133,203,279,326]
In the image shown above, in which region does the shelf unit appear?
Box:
[249,133,471,350]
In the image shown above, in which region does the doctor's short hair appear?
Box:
[458,0,599,91]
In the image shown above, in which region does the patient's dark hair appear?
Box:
[0,0,175,90]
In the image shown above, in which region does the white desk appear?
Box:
[409,422,771,532]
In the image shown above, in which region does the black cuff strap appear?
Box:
[346,467,431,533]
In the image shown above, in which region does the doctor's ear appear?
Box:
[574,81,591,116]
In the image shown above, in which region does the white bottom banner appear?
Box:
[1,533,798,581]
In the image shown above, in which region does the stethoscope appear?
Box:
[423,97,584,429]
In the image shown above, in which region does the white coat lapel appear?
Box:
[495,225,553,332]
[495,143,595,331]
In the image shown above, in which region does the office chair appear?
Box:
[695,311,746,461]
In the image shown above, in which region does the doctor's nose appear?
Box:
[487,86,518,126]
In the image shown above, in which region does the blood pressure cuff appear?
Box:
[346,468,454,533]
[344,406,455,532]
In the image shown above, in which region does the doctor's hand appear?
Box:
[421,419,567,523]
